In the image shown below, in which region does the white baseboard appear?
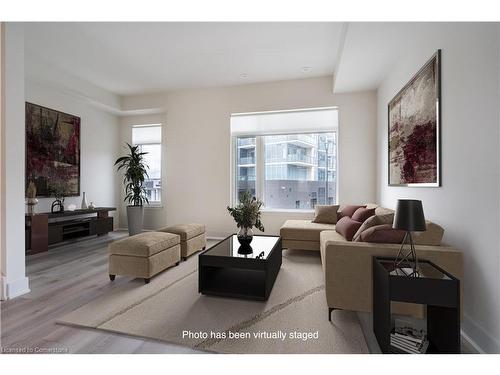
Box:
[462,313,500,353]
[3,276,30,299]
[461,330,485,354]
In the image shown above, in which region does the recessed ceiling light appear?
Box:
[240,73,248,79]
[301,66,312,73]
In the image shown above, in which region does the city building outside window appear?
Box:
[235,132,337,210]
[132,124,162,205]
[231,108,338,211]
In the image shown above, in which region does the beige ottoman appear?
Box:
[108,232,181,284]
[158,223,206,261]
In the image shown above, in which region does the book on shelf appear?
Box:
[390,332,429,354]
[390,334,419,352]
[394,319,426,339]
[394,332,423,344]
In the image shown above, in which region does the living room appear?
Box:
[1,0,500,371]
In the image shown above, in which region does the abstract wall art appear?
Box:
[388,50,441,187]
[26,102,81,197]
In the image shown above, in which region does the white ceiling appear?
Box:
[333,23,426,93]
[24,22,343,96]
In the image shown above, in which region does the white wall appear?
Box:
[0,22,4,300]
[25,79,120,220]
[121,77,377,236]
[376,23,500,353]
[1,23,30,299]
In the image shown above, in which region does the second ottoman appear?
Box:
[159,223,206,261]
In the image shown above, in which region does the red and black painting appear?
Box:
[388,50,441,187]
[26,102,80,197]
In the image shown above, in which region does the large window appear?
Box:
[231,108,338,210]
[236,137,256,200]
[132,124,162,204]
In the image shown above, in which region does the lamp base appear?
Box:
[393,231,419,276]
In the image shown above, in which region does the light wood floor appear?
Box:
[5,232,464,354]
[0,231,215,354]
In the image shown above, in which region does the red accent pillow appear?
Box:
[335,217,363,241]
[359,224,406,244]
[340,205,366,218]
[352,207,376,222]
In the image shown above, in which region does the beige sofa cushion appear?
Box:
[365,202,395,216]
[319,229,347,243]
[109,232,180,257]
[312,205,340,224]
[280,220,336,242]
[375,206,395,216]
[413,221,445,246]
[159,223,205,241]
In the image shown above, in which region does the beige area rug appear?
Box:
[58,249,368,354]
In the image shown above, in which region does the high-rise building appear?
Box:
[236,133,336,209]
[236,137,256,197]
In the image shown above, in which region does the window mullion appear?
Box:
[256,136,265,201]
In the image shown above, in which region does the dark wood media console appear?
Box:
[25,207,116,254]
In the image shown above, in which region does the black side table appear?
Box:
[373,257,460,353]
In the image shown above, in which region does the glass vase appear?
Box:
[237,226,254,246]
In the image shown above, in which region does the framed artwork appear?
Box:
[25,102,81,197]
[388,50,441,187]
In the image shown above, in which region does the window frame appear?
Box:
[132,124,163,207]
[231,130,338,213]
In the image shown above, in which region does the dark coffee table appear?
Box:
[198,235,282,301]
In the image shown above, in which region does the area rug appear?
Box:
[57,249,368,354]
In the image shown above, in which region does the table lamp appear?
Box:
[393,199,426,276]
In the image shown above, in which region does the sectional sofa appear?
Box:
[280,204,463,320]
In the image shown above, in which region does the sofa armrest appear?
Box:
[320,231,463,317]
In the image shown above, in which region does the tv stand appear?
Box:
[25,207,116,254]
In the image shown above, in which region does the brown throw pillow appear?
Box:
[353,213,395,241]
[335,216,363,241]
[358,224,406,244]
[339,205,366,218]
[353,215,378,241]
[312,205,340,224]
[351,207,376,222]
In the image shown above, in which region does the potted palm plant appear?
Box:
[227,191,265,246]
[115,143,149,235]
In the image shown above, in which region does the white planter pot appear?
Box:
[127,205,144,236]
